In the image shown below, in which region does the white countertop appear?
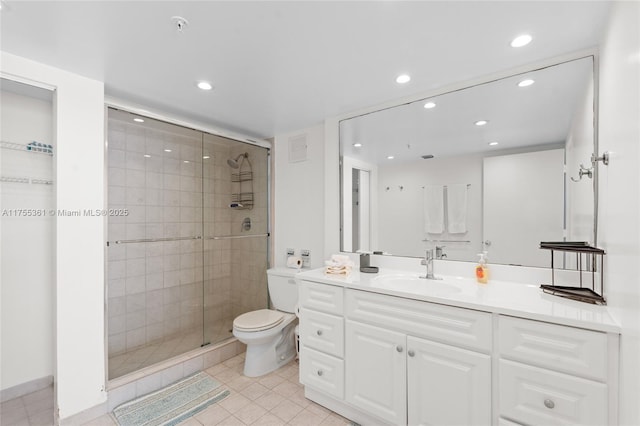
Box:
[296,267,621,333]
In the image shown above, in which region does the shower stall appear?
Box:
[106,108,269,380]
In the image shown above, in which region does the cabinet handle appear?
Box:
[408,350,415,357]
[396,345,403,353]
[317,370,323,376]
[316,330,323,336]
[544,399,555,409]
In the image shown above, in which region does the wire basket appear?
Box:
[539,241,606,304]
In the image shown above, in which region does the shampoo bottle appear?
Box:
[475,252,489,284]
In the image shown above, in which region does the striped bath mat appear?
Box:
[113,372,230,426]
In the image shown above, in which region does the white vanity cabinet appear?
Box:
[297,273,619,426]
[345,289,492,426]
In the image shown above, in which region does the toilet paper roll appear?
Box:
[286,256,302,269]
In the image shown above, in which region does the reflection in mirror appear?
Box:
[340,56,595,268]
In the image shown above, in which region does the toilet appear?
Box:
[233,267,299,377]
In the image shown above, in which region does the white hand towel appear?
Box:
[423,185,444,234]
[447,184,468,234]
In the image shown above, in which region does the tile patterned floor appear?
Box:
[0,386,54,426]
[1,354,351,426]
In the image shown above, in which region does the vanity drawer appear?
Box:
[300,346,344,400]
[299,280,344,315]
[499,359,607,426]
[299,307,344,358]
[345,289,492,352]
[499,315,607,381]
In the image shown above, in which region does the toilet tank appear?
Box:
[267,267,299,313]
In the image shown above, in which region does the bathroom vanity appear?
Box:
[296,268,620,426]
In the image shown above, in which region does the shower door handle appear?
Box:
[207,233,270,240]
[111,236,202,245]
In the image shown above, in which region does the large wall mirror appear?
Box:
[340,56,596,268]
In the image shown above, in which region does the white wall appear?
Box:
[0,89,54,391]
[597,2,640,424]
[377,154,482,261]
[1,52,106,420]
[273,125,325,268]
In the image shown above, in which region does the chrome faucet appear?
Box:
[420,249,442,280]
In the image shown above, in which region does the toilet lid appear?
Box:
[234,309,285,332]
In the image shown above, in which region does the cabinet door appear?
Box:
[407,336,491,426]
[345,320,407,425]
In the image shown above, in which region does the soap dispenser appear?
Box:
[475,252,489,284]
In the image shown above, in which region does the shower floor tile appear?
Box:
[109,318,234,380]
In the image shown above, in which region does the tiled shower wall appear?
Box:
[229,144,269,319]
[106,113,269,376]
[203,137,269,341]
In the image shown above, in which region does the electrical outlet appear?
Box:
[301,249,310,268]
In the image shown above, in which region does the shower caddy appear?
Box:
[230,153,254,210]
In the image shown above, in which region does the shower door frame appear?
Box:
[103,99,272,385]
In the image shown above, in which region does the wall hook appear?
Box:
[592,151,610,166]
[571,164,593,182]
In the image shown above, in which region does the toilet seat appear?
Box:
[233,309,284,332]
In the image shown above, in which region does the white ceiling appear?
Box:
[0,1,611,139]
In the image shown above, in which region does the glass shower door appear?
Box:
[202,134,269,346]
[106,108,205,379]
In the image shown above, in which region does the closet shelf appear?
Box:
[1,140,54,155]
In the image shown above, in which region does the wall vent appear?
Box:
[288,134,307,163]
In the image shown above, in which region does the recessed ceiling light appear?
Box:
[511,34,532,48]
[489,141,499,146]
[475,120,489,126]
[143,154,151,158]
[353,143,362,148]
[164,149,172,153]
[387,155,395,160]
[203,155,210,159]
[396,74,411,84]
[518,79,535,87]
[133,118,144,123]
[197,81,213,91]
[423,102,436,109]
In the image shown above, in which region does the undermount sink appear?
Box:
[371,273,462,295]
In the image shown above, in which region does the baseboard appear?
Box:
[0,375,53,403]
[58,401,109,426]
[305,387,389,426]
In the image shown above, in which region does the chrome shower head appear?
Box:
[227,153,248,169]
